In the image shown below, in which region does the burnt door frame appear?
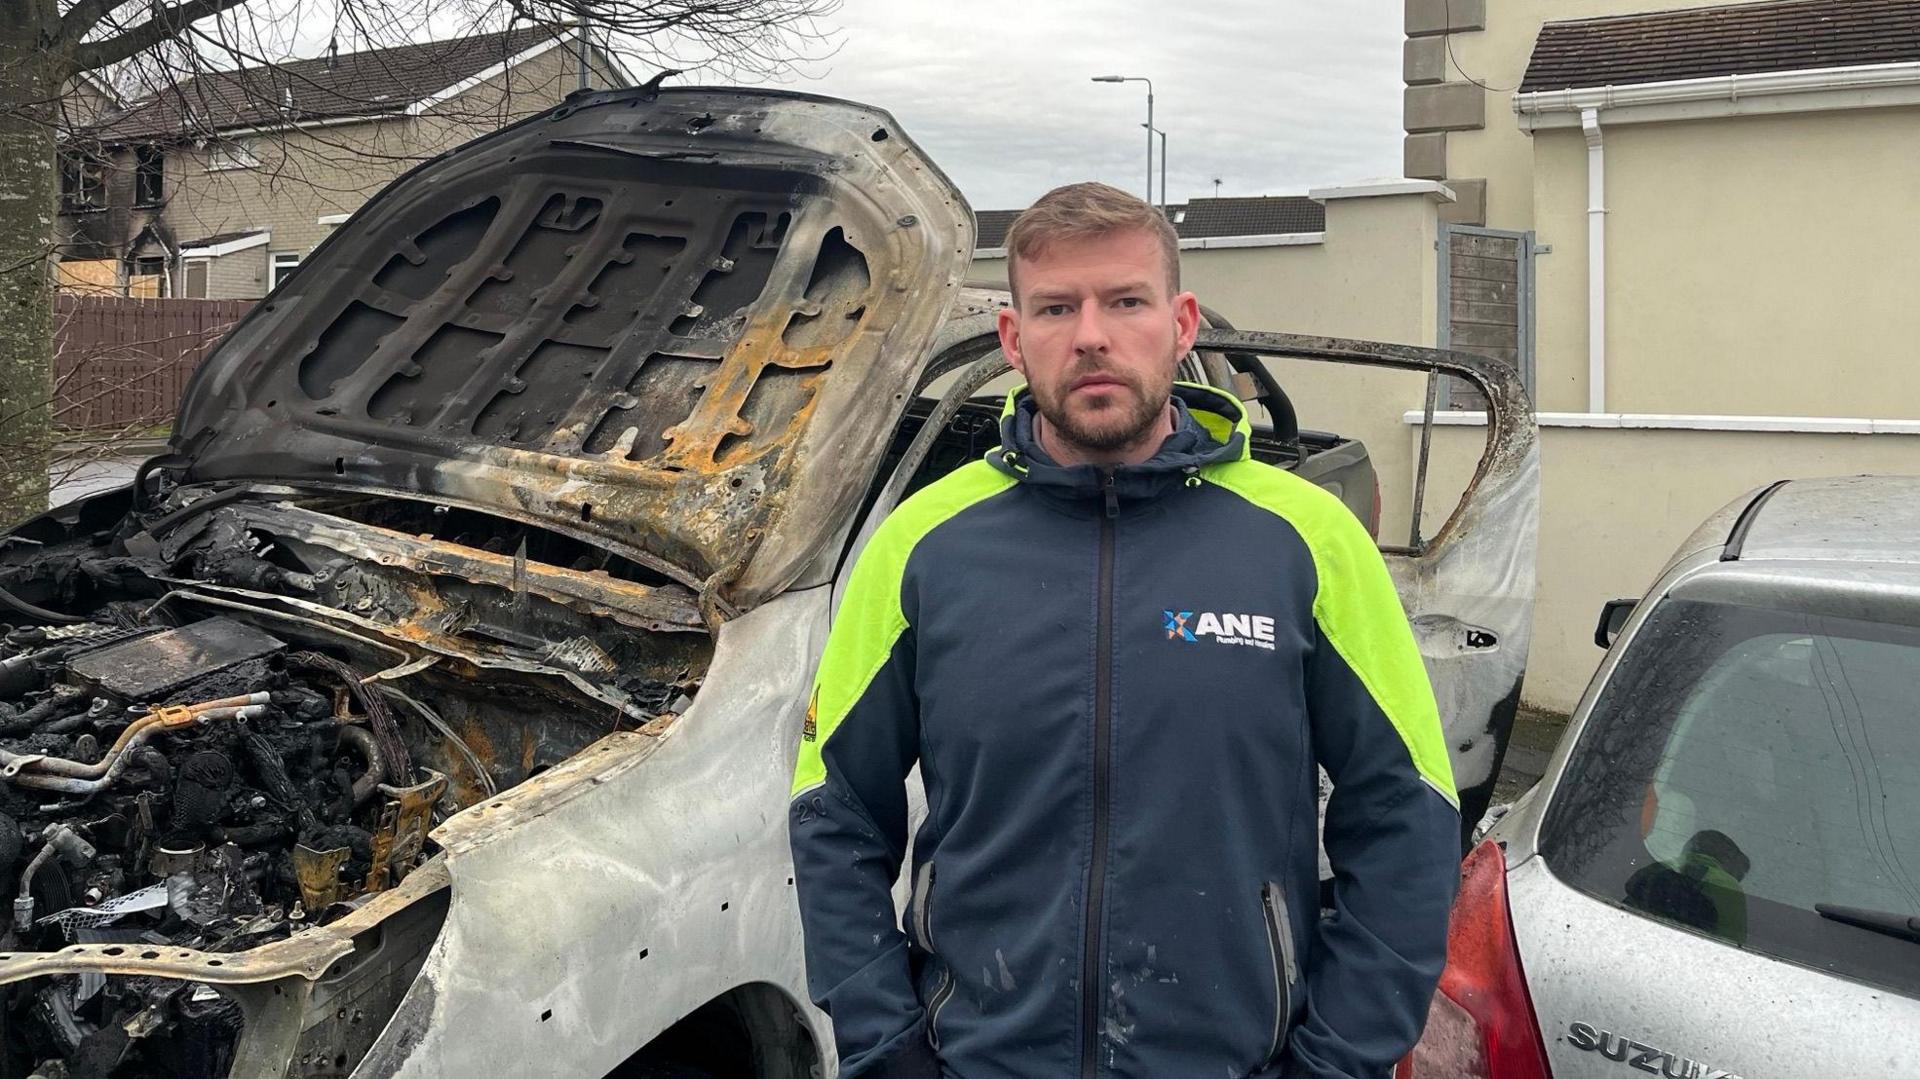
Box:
[1437,223,1536,409]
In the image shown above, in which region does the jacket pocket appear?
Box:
[910,861,936,950]
[1261,881,1299,1065]
[913,862,955,1051]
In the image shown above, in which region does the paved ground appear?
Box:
[1491,705,1571,805]
[45,441,157,510]
[49,456,142,508]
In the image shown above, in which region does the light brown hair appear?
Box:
[1004,182,1179,304]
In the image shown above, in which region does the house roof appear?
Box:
[974,210,1023,249]
[1175,196,1324,239]
[85,25,570,142]
[974,195,1324,249]
[178,230,270,257]
[1521,0,1920,93]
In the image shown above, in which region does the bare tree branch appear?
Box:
[56,0,122,48]
[67,0,258,76]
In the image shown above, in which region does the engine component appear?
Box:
[0,810,21,873]
[15,824,98,930]
[365,769,447,892]
[292,843,351,910]
[0,696,269,796]
[291,651,410,785]
[337,724,387,806]
[168,751,234,842]
[0,474,702,1077]
[0,636,461,1071]
[64,617,283,701]
[0,652,44,697]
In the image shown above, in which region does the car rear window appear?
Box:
[1539,597,1920,996]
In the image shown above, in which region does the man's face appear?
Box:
[996,228,1201,455]
[990,227,1198,453]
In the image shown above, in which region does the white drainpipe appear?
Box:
[1581,107,1607,414]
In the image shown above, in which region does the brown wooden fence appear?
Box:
[53,296,253,432]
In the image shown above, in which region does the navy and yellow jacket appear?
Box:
[789,384,1459,1079]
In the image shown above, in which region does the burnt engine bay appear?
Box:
[0,84,950,1075]
[0,488,710,1077]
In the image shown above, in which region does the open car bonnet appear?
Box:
[171,86,974,610]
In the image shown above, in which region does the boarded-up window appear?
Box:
[131,256,169,299]
[1439,224,1534,411]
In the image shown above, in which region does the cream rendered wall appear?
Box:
[1432,0,1782,231]
[972,190,1450,541]
[1413,422,1920,710]
[1531,108,1920,417]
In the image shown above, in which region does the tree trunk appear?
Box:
[0,23,58,527]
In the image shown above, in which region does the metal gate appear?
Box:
[1437,224,1535,410]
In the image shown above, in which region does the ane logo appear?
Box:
[1163,609,1276,651]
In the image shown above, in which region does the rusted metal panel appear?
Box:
[65,616,280,698]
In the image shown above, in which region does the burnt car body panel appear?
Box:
[175,87,974,611]
[0,88,1537,1078]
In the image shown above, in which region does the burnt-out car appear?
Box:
[0,87,1537,1077]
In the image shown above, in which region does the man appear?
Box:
[788,182,1459,1078]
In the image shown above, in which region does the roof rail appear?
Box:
[1720,479,1790,561]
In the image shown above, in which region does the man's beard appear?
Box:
[1031,359,1175,454]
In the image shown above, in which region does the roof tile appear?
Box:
[1522,0,1920,92]
[87,26,565,141]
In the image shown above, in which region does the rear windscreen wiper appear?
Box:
[1815,903,1920,944]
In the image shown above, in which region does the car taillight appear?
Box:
[1368,476,1383,539]
[1395,841,1553,1079]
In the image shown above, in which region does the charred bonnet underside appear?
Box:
[0,482,711,1078]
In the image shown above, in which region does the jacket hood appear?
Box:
[988,381,1250,505]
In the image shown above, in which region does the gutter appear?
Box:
[1514,61,1920,128]
[179,232,270,259]
[1581,108,1605,414]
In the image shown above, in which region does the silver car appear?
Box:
[1401,475,1920,1079]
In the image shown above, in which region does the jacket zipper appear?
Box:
[911,861,935,950]
[1261,882,1299,1066]
[927,967,957,1051]
[915,861,956,1050]
[1081,470,1118,1079]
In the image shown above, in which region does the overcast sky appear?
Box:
[732,0,1405,211]
[244,0,1402,213]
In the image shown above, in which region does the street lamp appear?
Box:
[1091,75,1153,207]
[1142,123,1167,218]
